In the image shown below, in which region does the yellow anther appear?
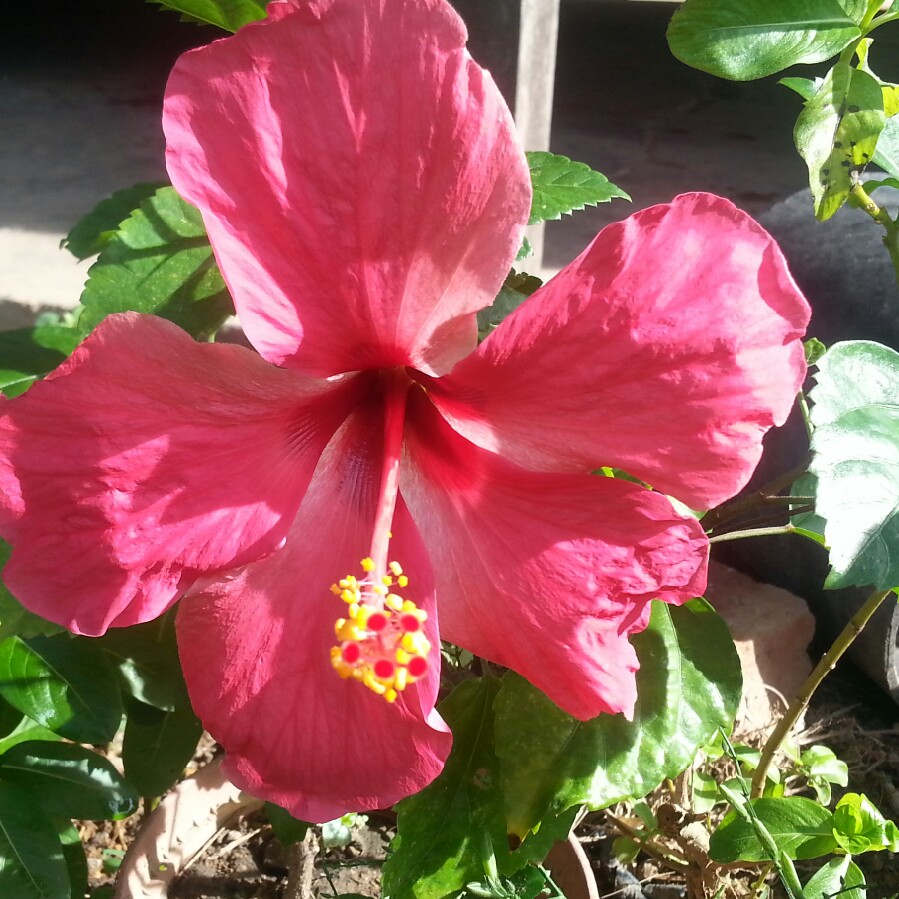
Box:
[330,556,431,704]
[335,619,363,642]
[360,557,375,572]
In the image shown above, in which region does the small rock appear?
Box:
[705,561,815,733]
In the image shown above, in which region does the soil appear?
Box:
[80,662,898,899]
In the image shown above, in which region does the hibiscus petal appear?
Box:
[429,193,810,509]
[0,313,357,636]
[177,404,450,821]
[402,393,709,720]
[163,0,530,378]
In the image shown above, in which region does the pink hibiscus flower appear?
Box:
[0,0,809,820]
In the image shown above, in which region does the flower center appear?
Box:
[329,557,431,703]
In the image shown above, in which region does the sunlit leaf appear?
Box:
[78,186,234,340]
[803,856,867,899]
[382,680,506,899]
[668,0,863,81]
[526,152,629,226]
[808,341,899,589]
[493,599,741,836]
[0,636,122,744]
[63,182,168,260]
[794,62,884,220]
[709,796,837,862]
[146,0,268,30]
[832,792,899,853]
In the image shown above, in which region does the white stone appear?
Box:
[705,561,815,734]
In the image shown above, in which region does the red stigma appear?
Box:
[367,612,388,632]
[373,658,395,679]
[400,614,421,632]
[342,643,361,664]
[407,656,428,677]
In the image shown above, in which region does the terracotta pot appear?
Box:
[545,835,600,899]
[115,758,263,899]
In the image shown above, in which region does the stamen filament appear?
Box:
[368,370,411,574]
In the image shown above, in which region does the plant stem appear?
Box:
[850,181,899,287]
[702,458,810,533]
[708,526,799,544]
[603,811,691,873]
[750,587,894,797]
[285,829,319,899]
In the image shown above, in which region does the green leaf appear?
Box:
[526,152,629,226]
[54,820,88,899]
[709,796,837,862]
[0,636,123,744]
[872,115,899,178]
[794,62,885,221]
[122,701,203,798]
[800,745,848,787]
[859,176,899,193]
[0,540,64,640]
[791,473,829,545]
[78,186,234,340]
[780,76,823,101]
[477,271,542,340]
[805,337,828,365]
[832,792,899,853]
[803,855,867,899]
[493,599,741,836]
[668,0,863,81]
[63,183,168,260]
[96,613,188,712]
[265,802,310,848]
[515,237,532,263]
[0,782,69,899]
[855,38,899,117]
[146,0,268,30]
[808,341,899,589]
[692,768,721,814]
[0,741,137,820]
[0,719,61,756]
[382,679,506,899]
[0,326,81,399]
